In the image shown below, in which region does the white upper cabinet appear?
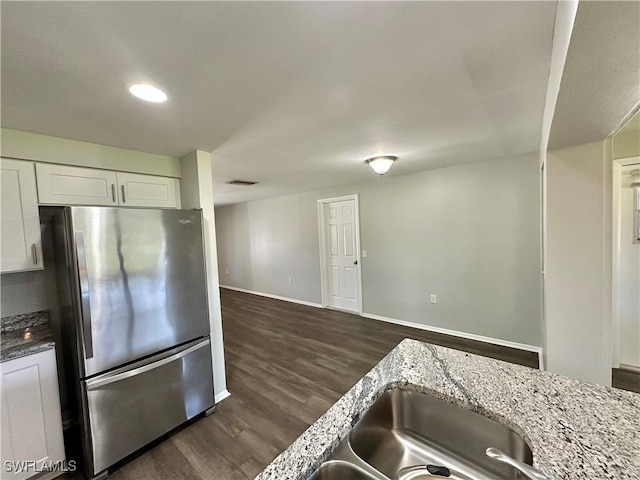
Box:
[117,172,180,208]
[1,349,66,480]
[36,163,118,206]
[0,159,43,273]
[35,164,180,208]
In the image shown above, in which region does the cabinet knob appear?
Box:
[31,244,38,265]
[121,185,126,203]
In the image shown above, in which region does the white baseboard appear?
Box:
[361,312,545,370]
[220,285,323,308]
[215,389,231,404]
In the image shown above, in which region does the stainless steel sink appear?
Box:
[308,461,378,480]
[308,388,535,480]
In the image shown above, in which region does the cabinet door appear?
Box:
[36,163,118,206]
[0,159,43,273]
[117,172,179,208]
[1,349,65,480]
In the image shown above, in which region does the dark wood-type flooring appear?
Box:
[75,289,543,479]
[612,367,640,393]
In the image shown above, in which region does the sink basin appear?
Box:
[350,389,532,479]
[308,388,534,480]
[308,461,377,480]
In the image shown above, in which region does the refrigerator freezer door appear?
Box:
[70,207,210,377]
[83,338,214,475]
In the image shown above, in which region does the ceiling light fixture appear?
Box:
[366,155,397,175]
[128,83,168,103]
[227,180,258,186]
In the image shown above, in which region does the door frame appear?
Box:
[611,155,640,369]
[317,194,363,314]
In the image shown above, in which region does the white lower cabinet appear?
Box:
[1,349,66,480]
[0,159,44,273]
[35,163,180,208]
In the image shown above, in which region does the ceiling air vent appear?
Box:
[227,180,258,186]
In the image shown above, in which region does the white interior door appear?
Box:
[322,198,360,312]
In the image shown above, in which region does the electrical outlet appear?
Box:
[288,277,293,284]
[225,269,230,276]
[430,294,437,304]
[362,250,368,258]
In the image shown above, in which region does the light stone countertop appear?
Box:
[256,338,640,480]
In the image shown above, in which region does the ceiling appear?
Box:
[548,1,640,150]
[1,1,557,205]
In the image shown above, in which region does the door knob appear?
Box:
[353,260,358,265]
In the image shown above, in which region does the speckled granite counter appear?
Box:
[257,339,640,480]
[1,310,55,362]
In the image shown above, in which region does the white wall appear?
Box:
[613,130,640,160]
[1,128,181,177]
[618,165,640,367]
[537,0,580,369]
[216,153,543,347]
[545,141,613,385]
[180,151,228,403]
[1,272,50,318]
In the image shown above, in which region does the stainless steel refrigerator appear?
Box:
[52,207,215,479]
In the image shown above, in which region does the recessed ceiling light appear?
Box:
[128,83,168,103]
[366,156,397,175]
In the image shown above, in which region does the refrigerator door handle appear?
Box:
[75,232,94,359]
[85,339,210,390]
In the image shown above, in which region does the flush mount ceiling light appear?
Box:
[227,180,258,186]
[365,155,397,175]
[128,83,168,103]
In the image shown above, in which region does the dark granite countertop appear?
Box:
[1,310,55,362]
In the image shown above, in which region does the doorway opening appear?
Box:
[611,106,640,392]
[612,159,640,367]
